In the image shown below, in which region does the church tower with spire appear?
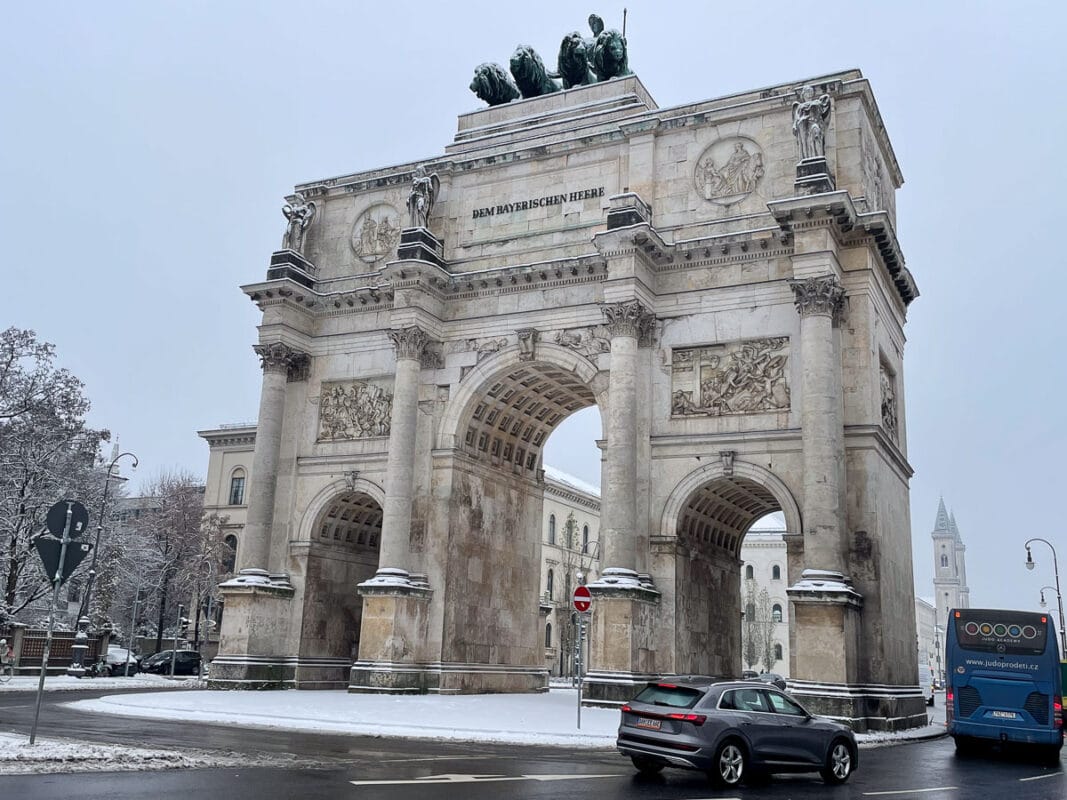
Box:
[932,498,969,631]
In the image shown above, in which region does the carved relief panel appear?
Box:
[670,337,790,417]
[880,362,898,441]
[350,203,402,265]
[318,379,394,440]
[693,137,765,207]
[553,325,611,359]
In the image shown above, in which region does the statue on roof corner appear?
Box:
[589,20,631,81]
[281,193,316,253]
[792,85,832,160]
[406,165,440,230]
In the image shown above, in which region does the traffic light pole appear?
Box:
[30,504,75,745]
[170,604,184,678]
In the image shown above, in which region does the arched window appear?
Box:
[228,469,246,506]
[745,602,755,619]
[745,565,754,579]
[546,569,554,599]
[548,514,556,545]
[545,622,552,648]
[772,565,781,580]
[223,534,238,574]
[940,554,948,567]
[582,525,589,554]
[772,604,783,623]
[774,643,783,661]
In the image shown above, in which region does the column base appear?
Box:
[787,680,930,733]
[208,569,296,690]
[349,661,548,695]
[788,569,863,685]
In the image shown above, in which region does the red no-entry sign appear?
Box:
[573,585,592,613]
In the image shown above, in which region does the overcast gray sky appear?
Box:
[3,2,1064,616]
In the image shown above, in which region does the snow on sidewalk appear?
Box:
[0,674,203,693]
[68,688,946,749]
[0,732,237,775]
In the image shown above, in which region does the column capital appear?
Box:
[253,342,310,377]
[790,276,844,318]
[388,326,431,361]
[601,300,656,344]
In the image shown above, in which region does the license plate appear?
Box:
[635,717,662,730]
[990,711,1017,719]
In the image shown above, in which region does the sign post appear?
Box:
[572,585,592,729]
[30,500,89,745]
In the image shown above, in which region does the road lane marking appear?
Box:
[379,755,505,763]
[350,772,624,786]
[1019,772,1063,781]
[862,789,956,797]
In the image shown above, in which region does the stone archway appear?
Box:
[296,487,382,687]
[656,461,801,677]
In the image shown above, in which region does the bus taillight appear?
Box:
[1054,697,1063,729]
[945,686,954,725]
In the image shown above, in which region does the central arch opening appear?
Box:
[674,476,785,677]
[443,358,602,681]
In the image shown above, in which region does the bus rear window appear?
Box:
[633,684,703,708]
[954,609,1048,656]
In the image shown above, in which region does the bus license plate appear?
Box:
[636,718,662,730]
[991,711,1017,719]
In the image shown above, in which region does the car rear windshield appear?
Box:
[633,684,704,709]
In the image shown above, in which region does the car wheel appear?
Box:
[709,739,747,787]
[821,739,854,784]
[630,756,664,775]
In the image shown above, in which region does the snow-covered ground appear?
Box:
[0,732,235,775]
[68,687,946,749]
[0,674,203,693]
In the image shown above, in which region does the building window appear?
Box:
[582,525,589,554]
[228,469,246,506]
[546,569,554,599]
[745,602,755,619]
[548,514,556,545]
[223,534,238,574]
[772,604,783,623]
[745,564,754,580]
[940,554,948,568]
[545,622,552,649]
[774,643,783,661]
[772,565,781,580]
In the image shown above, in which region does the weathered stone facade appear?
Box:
[212,70,924,730]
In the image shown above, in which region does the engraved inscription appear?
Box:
[671,337,790,417]
[318,380,393,440]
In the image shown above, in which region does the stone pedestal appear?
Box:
[207,570,296,689]
[582,576,661,706]
[350,578,433,693]
[266,249,317,287]
[397,228,445,267]
[794,156,836,195]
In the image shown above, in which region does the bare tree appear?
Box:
[0,328,109,621]
[742,582,777,672]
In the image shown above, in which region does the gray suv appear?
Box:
[616,676,858,787]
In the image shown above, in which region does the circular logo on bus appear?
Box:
[993,624,1007,637]
[979,623,993,635]
[964,622,980,635]
[1008,625,1022,637]
[1022,625,1038,639]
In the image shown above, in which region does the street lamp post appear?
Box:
[1025,538,1067,657]
[68,451,138,676]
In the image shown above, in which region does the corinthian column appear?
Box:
[363,325,428,588]
[790,276,845,571]
[593,300,654,588]
[238,342,308,574]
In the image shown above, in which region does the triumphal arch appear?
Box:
[211,30,923,730]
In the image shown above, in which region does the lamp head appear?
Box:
[1026,547,1035,570]
[1040,590,1047,608]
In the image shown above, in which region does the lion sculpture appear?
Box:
[554,32,595,89]
[469,62,521,106]
[590,28,631,82]
[509,45,561,99]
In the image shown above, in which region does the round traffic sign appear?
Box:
[573,584,592,613]
[45,500,89,539]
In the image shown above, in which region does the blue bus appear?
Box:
[945,608,1063,762]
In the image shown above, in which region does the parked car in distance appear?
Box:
[754,672,787,691]
[104,646,140,676]
[918,664,934,706]
[139,650,201,676]
[617,677,858,787]
[741,669,759,680]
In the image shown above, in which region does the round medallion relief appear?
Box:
[350,203,401,264]
[693,137,765,206]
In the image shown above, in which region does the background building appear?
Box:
[932,498,969,641]
[739,527,790,676]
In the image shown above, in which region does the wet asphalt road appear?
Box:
[0,688,1062,799]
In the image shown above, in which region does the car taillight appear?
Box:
[667,712,707,726]
[621,705,632,713]
[1054,697,1063,729]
